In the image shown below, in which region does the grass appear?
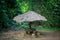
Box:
[36,26,60,31]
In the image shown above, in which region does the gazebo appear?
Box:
[13,11,47,35]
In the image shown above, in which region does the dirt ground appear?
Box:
[0,31,60,40]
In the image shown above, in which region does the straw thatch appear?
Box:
[13,11,47,22]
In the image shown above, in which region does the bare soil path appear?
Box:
[0,31,60,40]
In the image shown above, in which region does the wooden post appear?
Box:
[29,22,32,29]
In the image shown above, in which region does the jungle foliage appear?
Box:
[0,0,60,31]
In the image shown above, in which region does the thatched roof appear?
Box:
[13,11,47,22]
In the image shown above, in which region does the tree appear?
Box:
[0,0,18,31]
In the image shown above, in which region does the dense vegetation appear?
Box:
[0,0,60,31]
